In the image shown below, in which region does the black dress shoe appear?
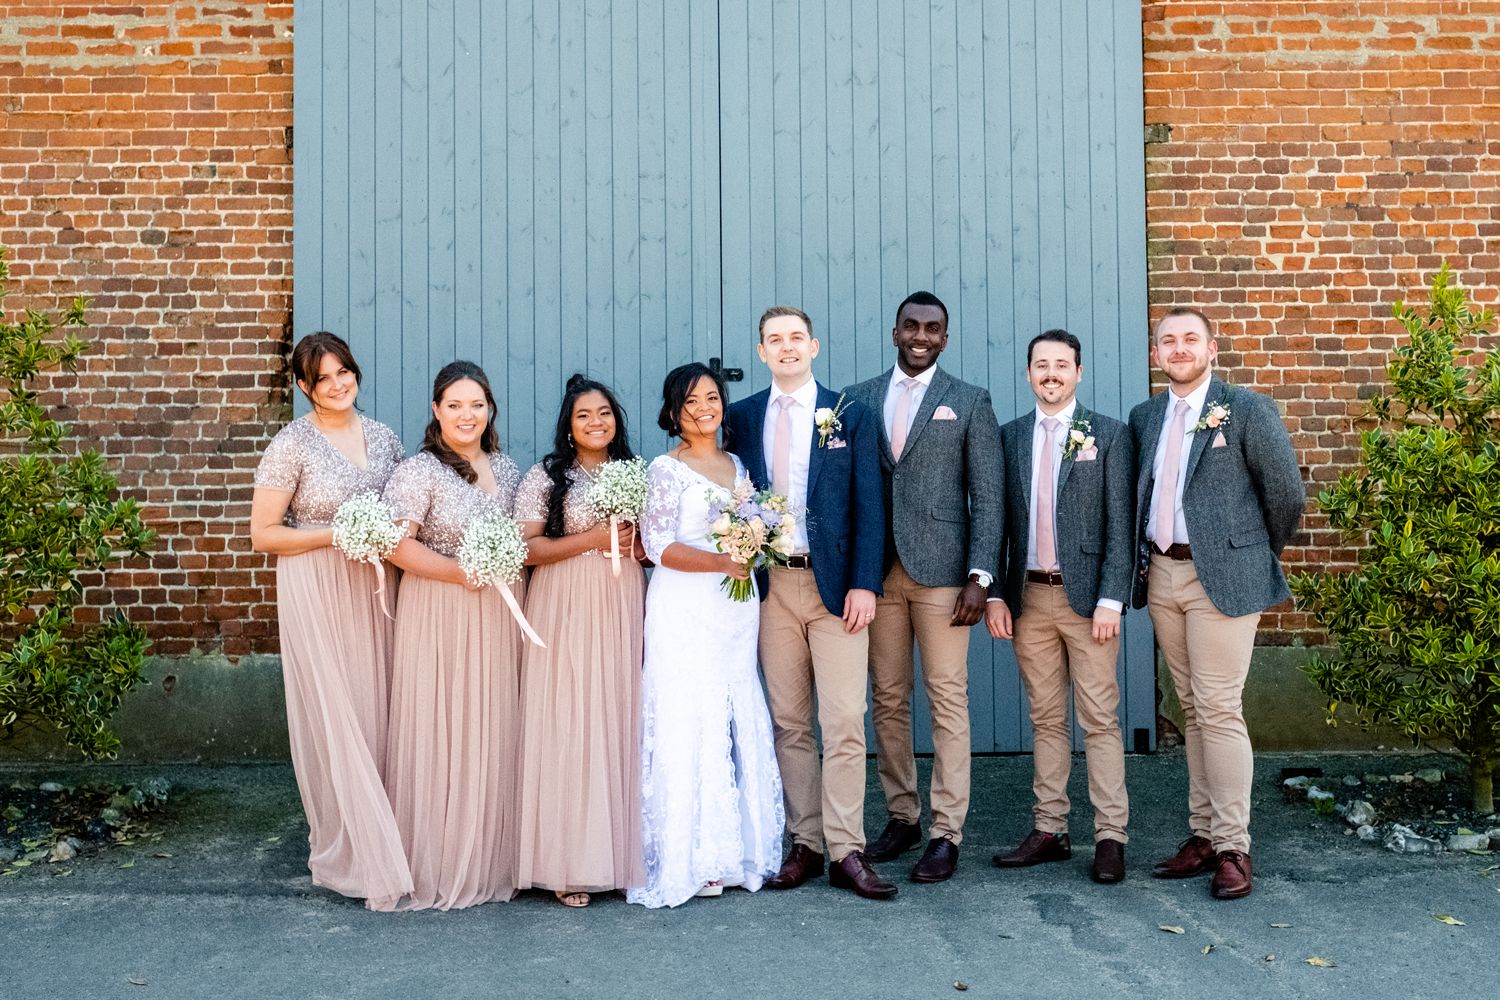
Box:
[992,829,1072,868]
[1090,838,1126,884]
[828,850,898,899]
[765,843,824,890]
[866,817,922,863]
[910,836,959,883]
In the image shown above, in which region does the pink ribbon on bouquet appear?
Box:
[498,581,546,647]
[608,515,622,578]
[372,561,395,620]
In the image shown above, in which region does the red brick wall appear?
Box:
[1143,2,1500,642]
[0,2,293,656]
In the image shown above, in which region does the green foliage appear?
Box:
[1292,265,1500,813]
[0,248,157,759]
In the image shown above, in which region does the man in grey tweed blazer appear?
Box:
[985,330,1135,885]
[1130,306,1304,901]
[843,291,1003,884]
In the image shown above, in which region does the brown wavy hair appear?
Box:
[421,361,500,484]
[290,331,362,405]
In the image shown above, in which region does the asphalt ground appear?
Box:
[1,752,1495,1000]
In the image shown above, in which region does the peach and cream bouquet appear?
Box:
[705,479,796,602]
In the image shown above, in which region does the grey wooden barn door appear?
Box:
[293,0,1154,752]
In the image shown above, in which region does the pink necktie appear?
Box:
[1155,398,1191,552]
[890,377,920,460]
[1035,417,1061,571]
[772,394,794,496]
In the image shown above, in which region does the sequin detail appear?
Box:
[383,450,522,557]
[513,463,610,553]
[253,415,405,527]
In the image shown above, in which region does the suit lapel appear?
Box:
[1055,404,1084,499]
[1136,391,1168,504]
[895,367,950,463]
[1182,376,1226,486]
[1015,415,1035,549]
[740,388,772,489]
[871,368,898,465]
[805,383,835,494]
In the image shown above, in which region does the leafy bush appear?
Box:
[0,248,156,758]
[1292,265,1500,813]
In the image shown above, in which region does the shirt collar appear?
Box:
[890,363,939,390]
[1033,398,1078,429]
[1169,377,1212,415]
[770,376,819,409]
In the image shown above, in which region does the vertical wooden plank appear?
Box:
[477,0,508,437]
[321,0,351,349]
[770,0,801,324]
[741,0,774,386]
[797,0,830,388]
[656,0,693,460]
[553,0,587,419]
[372,0,404,438]
[716,0,754,395]
[581,0,613,385]
[850,0,883,383]
[426,0,457,371]
[1007,2,1040,422]
[511,0,543,461]
[452,0,484,367]
[1085,0,1122,422]
[1034,2,1066,335]
[635,0,668,458]
[901,0,934,294]
[876,0,906,316]
[400,0,430,441]
[346,0,378,415]
[290,0,322,353]
[822,0,857,391]
[609,1,640,392]
[689,0,720,367]
[1060,0,1093,408]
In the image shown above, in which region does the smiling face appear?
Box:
[1027,338,1082,412]
[570,389,616,460]
[1154,312,1218,391]
[892,303,948,375]
[757,314,819,389]
[677,375,723,442]
[298,351,359,415]
[432,377,490,451]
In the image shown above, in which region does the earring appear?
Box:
[568,432,574,446]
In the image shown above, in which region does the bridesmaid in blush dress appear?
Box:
[515,374,647,907]
[382,360,525,911]
[248,331,413,911]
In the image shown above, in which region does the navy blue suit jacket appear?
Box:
[726,382,886,616]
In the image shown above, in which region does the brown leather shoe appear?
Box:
[829,850,898,899]
[992,830,1072,868]
[866,818,922,863]
[1090,839,1126,884]
[1151,835,1216,879]
[764,843,824,890]
[1210,850,1253,899]
[910,836,959,883]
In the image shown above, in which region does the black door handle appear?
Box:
[709,357,744,382]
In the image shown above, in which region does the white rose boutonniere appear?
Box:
[815,393,853,448]
[1193,399,1231,434]
[1061,416,1095,459]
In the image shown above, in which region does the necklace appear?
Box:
[574,458,602,482]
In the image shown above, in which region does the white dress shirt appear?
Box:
[1001,400,1121,613]
[883,363,991,589]
[1146,378,1212,549]
[763,376,817,554]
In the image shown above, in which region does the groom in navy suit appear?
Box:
[726,306,896,900]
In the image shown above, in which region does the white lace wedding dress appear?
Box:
[626,453,785,909]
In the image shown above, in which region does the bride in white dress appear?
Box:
[627,363,785,909]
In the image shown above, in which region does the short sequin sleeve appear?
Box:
[254,425,302,493]
[369,420,406,469]
[384,454,434,527]
[513,464,551,523]
[494,453,523,515]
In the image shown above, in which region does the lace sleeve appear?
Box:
[641,457,682,564]
[513,464,550,523]
[383,455,432,527]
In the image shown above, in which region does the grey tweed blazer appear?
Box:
[996,406,1135,620]
[1128,376,1305,617]
[844,366,1004,588]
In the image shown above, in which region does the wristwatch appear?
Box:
[968,569,993,589]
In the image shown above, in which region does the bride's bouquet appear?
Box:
[457,513,545,646]
[583,457,648,577]
[705,480,797,602]
[330,492,407,617]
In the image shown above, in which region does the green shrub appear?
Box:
[0,248,156,759]
[1292,265,1500,814]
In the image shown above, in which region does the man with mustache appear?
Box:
[986,329,1134,884]
[1130,307,1304,900]
[844,291,1003,883]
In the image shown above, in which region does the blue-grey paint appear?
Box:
[292,0,1152,752]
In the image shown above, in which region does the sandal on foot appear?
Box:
[555,890,591,908]
[694,881,724,898]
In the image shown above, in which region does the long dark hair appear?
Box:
[657,362,728,437]
[421,360,500,484]
[290,331,362,409]
[541,374,635,538]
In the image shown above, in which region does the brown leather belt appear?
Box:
[784,554,813,569]
[1026,570,1064,586]
[1157,543,1193,561]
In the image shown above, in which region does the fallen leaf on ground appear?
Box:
[153,852,172,859]
[1305,956,1336,968]
[953,982,968,992]
[1159,925,1185,934]
[118,860,135,870]
[1270,923,1291,928]
[127,977,147,986]
[1432,914,1465,926]
[1202,945,1215,955]
[1264,954,1275,962]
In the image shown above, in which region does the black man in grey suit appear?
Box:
[986,329,1135,885]
[1131,306,1304,901]
[843,291,1004,883]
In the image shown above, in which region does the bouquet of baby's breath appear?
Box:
[331,492,406,616]
[584,457,648,576]
[457,513,544,646]
[705,479,796,602]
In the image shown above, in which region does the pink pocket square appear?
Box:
[1076,447,1098,462]
[932,405,958,421]
[1212,431,1227,448]
[825,437,847,449]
